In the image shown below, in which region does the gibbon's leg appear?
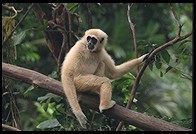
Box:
[61,76,87,128]
[74,75,116,112]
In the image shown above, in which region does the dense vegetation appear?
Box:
[2,3,192,131]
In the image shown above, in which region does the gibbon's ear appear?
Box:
[100,38,104,43]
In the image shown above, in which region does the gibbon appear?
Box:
[61,29,148,129]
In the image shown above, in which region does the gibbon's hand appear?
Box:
[142,49,155,62]
[142,53,150,62]
[138,53,149,62]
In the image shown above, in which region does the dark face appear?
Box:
[87,36,98,51]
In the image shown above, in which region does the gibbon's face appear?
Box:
[86,35,99,52]
[84,29,108,52]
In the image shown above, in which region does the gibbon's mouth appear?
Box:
[87,44,95,50]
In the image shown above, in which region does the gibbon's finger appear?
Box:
[138,53,149,62]
[75,111,87,129]
[142,49,156,61]
[142,53,149,62]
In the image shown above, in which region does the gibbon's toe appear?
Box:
[99,100,116,113]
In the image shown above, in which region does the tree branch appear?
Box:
[127,3,138,60]
[116,3,192,131]
[2,62,191,131]
[2,124,21,131]
[116,3,139,131]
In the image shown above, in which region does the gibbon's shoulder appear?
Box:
[70,40,85,51]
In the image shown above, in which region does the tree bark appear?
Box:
[2,124,21,131]
[2,62,191,131]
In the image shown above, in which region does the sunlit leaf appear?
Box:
[13,31,26,46]
[4,103,9,110]
[36,119,61,130]
[2,91,9,96]
[24,85,34,97]
[2,16,16,37]
[66,3,79,12]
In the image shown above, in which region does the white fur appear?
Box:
[61,29,147,128]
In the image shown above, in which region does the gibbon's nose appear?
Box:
[88,43,95,50]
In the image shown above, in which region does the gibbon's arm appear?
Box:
[103,50,148,79]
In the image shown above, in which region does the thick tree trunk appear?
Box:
[2,62,191,131]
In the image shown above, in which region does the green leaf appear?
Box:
[165,66,173,74]
[56,115,68,127]
[179,39,192,46]
[4,103,9,110]
[148,62,154,71]
[161,50,170,64]
[37,96,49,103]
[37,93,60,103]
[24,85,34,97]
[160,71,163,77]
[2,16,16,37]
[2,91,9,96]
[36,119,61,130]
[66,3,79,12]
[155,61,162,69]
[42,98,52,112]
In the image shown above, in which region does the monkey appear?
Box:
[61,29,149,129]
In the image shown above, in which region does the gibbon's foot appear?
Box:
[75,111,88,129]
[99,100,116,113]
[138,53,149,62]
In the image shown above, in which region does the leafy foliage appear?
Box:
[2,3,192,131]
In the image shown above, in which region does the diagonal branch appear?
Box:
[2,62,191,131]
[116,3,192,131]
[116,3,138,131]
[2,124,22,131]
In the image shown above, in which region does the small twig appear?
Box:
[2,124,21,131]
[122,30,191,130]
[73,13,82,35]
[127,3,139,66]
[86,3,92,28]
[169,3,181,27]
[169,3,184,37]
[116,3,138,131]
[67,10,72,50]
[3,3,35,46]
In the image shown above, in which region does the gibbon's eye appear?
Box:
[91,37,97,44]
[87,36,91,42]
[87,36,98,44]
